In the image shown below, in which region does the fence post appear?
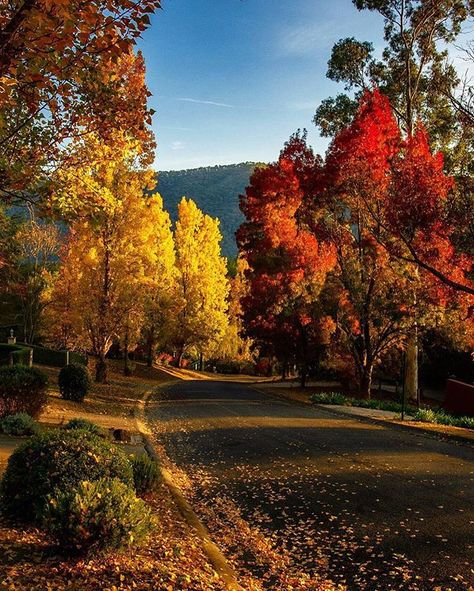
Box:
[28,349,33,367]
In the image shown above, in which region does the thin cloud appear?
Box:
[279,22,342,57]
[178,97,234,108]
[171,141,185,151]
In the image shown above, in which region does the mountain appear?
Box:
[155,162,256,258]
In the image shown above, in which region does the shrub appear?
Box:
[58,363,91,402]
[44,478,153,554]
[64,418,108,439]
[1,413,38,436]
[131,454,161,495]
[0,365,48,419]
[0,429,133,522]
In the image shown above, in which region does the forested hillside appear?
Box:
[155,162,256,257]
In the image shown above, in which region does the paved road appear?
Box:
[148,380,474,590]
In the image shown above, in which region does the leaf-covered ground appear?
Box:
[0,486,226,591]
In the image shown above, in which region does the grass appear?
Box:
[311,392,474,430]
[413,407,474,430]
[310,391,418,414]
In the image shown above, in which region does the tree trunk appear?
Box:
[95,356,107,383]
[360,364,373,399]
[300,363,307,388]
[199,351,203,371]
[177,347,185,368]
[146,328,155,367]
[123,326,131,376]
[404,335,418,404]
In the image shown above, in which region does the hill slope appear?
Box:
[155,162,256,258]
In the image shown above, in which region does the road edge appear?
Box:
[252,384,474,448]
[135,387,245,591]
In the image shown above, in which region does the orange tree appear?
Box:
[0,0,159,204]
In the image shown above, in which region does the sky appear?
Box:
[138,0,385,171]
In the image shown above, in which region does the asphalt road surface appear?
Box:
[147,380,474,590]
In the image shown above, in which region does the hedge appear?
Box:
[0,344,32,366]
[18,344,88,368]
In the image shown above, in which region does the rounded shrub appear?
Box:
[43,478,153,555]
[58,363,91,402]
[64,418,108,439]
[1,413,38,436]
[131,454,161,495]
[0,365,48,419]
[0,429,133,522]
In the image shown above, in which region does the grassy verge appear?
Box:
[310,391,418,413]
[412,407,474,430]
[310,392,474,431]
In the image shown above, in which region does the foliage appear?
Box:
[130,454,161,495]
[413,408,474,430]
[0,429,133,522]
[14,216,61,344]
[238,133,336,385]
[172,197,229,363]
[0,1,159,205]
[1,413,38,436]
[0,365,48,419]
[46,140,172,382]
[64,419,107,439]
[58,364,92,402]
[43,478,153,555]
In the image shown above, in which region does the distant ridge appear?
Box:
[154,162,257,258]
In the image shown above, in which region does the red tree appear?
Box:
[237,133,336,385]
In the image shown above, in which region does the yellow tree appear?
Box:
[173,197,229,366]
[47,136,165,382]
[141,193,177,367]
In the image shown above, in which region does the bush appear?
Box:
[44,478,153,554]
[0,429,133,522]
[64,418,108,439]
[131,454,161,495]
[0,365,48,419]
[1,413,38,436]
[58,363,91,402]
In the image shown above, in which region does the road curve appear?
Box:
[147,380,474,591]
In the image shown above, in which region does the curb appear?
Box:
[135,388,245,591]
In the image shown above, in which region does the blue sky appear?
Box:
[138,0,384,171]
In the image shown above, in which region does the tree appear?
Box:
[14,212,61,343]
[140,195,177,367]
[172,197,229,365]
[322,89,473,396]
[314,0,472,147]
[237,134,336,386]
[0,1,159,205]
[47,136,162,382]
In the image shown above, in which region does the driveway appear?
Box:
[147,380,474,590]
